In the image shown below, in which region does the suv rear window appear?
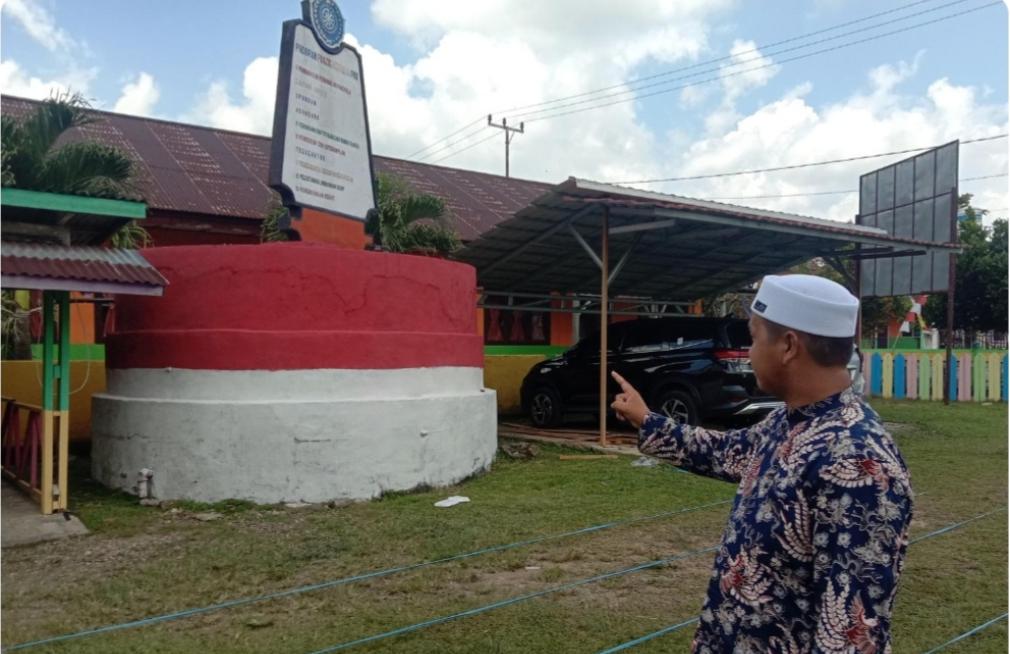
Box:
[622,319,715,353]
[724,321,752,349]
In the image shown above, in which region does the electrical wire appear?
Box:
[416,0,965,156]
[512,0,979,123]
[706,172,1009,201]
[519,2,1002,125]
[613,134,1007,185]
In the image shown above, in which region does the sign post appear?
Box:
[269,0,378,246]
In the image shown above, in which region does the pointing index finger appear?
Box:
[611,371,632,392]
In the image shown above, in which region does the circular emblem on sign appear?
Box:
[310,0,344,50]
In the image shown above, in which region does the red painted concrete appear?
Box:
[294,208,369,248]
[107,243,482,370]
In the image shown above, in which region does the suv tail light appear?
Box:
[715,349,752,374]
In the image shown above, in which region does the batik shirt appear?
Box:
[638,388,913,654]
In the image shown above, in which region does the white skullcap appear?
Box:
[750,274,859,337]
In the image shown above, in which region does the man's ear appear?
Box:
[781,330,802,365]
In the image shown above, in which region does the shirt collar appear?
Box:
[786,387,855,423]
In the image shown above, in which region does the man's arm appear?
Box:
[610,371,773,484]
[809,456,913,654]
[637,410,775,483]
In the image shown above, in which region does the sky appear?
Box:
[1,0,1008,224]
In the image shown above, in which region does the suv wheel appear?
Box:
[655,389,698,426]
[529,386,563,428]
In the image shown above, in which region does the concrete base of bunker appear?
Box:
[91,244,498,504]
[92,368,497,503]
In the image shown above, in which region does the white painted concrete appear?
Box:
[92,367,498,503]
[102,367,485,401]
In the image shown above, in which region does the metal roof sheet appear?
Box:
[1,243,167,295]
[1,96,550,241]
[456,178,958,301]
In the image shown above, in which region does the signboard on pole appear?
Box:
[269,0,377,224]
[856,140,958,297]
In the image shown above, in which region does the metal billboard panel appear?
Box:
[857,140,958,296]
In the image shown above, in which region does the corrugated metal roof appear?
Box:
[456,178,958,301]
[1,96,550,242]
[1,243,167,295]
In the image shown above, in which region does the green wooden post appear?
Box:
[56,292,71,510]
[58,292,70,412]
[41,293,55,411]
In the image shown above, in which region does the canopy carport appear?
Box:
[456,177,960,444]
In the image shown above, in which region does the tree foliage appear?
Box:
[922,196,1008,333]
[1,91,149,247]
[259,174,461,255]
[259,194,291,242]
[367,173,460,255]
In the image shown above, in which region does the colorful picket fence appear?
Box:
[864,350,1009,402]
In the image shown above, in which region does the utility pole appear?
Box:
[487,114,524,178]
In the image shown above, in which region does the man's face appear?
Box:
[748,314,784,397]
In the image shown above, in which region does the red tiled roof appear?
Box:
[1,96,551,241]
[1,243,167,295]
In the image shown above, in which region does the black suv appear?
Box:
[520,316,782,427]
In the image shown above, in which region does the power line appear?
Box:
[405,116,485,159]
[427,132,500,164]
[414,122,489,162]
[520,2,1001,125]
[612,133,1008,185]
[513,0,977,122]
[496,0,952,116]
[414,0,959,157]
[707,172,1009,201]
[424,0,999,163]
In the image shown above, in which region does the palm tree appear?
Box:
[1,91,149,247]
[259,193,292,242]
[261,173,461,256]
[2,92,150,357]
[367,173,460,256]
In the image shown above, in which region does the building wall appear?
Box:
[1,360,106,441]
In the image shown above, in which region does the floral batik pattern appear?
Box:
[639,388,913,654]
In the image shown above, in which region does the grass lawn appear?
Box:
[1,399,1006,653]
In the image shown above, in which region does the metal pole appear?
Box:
[487,115,523,179]
[599,205,609,447]
[57,292,70,510]
[944,189,958,405]
[40,293,55,514]
[853,242,863,349]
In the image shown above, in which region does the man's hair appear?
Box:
[763,319,853,368]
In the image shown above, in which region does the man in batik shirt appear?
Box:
[611,274,913,654]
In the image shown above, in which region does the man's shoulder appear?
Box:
[796,396,910,487]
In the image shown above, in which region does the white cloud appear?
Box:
[0,0,81,53]
[720,39,780,103]
[356,0,737,182]
[663,58,1008,225]
[679,84,710,108]
[698,40,782,135]
[113,72,160,117]
[370,0,727,61]
[175,0,732,187]
[184,56,278,134]
[0,58,96,99]
[169,11,1004,229]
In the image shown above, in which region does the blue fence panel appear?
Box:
[870,353,883,397]
[949,355,958,401]
[1002,355,1008,401]
[894,354,906,399]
